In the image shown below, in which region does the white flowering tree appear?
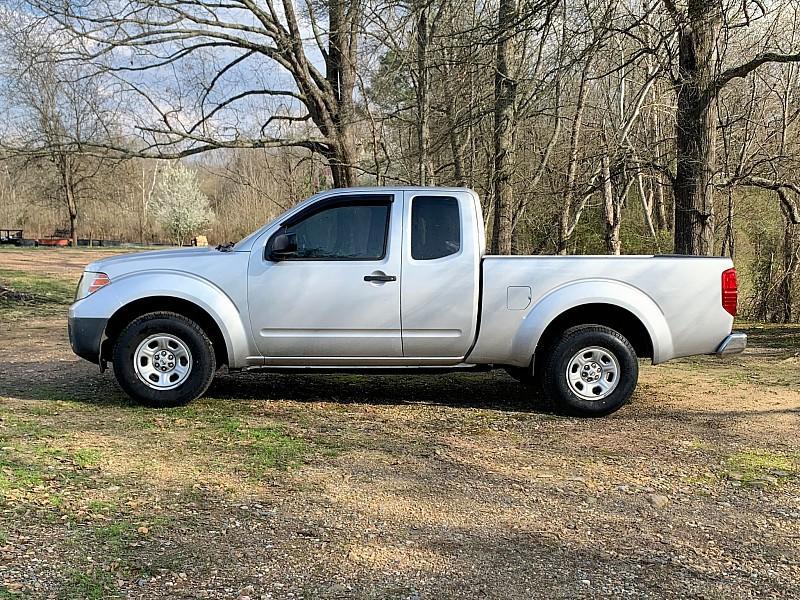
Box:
[153,163,213,246]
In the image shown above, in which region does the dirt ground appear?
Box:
[0,248,799,599]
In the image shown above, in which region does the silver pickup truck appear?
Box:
[68,187,745,416]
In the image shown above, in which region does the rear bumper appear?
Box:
[68,315,107,364]
[715,332,747,356]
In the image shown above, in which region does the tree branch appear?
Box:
[711,52,800,98]
[722,174,800,223]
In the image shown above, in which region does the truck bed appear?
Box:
[467,255,735,367]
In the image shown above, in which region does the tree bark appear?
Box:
[67,204,78,246]
[491,0,518,255]
[673,0,721,255]
[654,174,669,232]
[446,93,466,186]
[327,141,357,188]
[720,188,735,258]
[601,154,621,255]
[58,154,79,246]
[637,171,658,244]
[557,58,592,254]
[779,206,799,322]
[324,0,360,187]
[415,3,433,185]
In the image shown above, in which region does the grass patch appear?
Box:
[88,499,116,513]
[73,448,102,468]
[249,425,309,470]
[681,473,717,486]
[95,521,137,547]
[742,324,800,350]
[59,568,114,600]
[2,416,54,438]
[0,268,75,305]
[724,449,798,486]
[0,463,46,491]
[215,418,309,473]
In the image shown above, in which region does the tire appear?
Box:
[112,311,216,407]
[540,325,638,417]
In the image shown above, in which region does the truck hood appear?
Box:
[85,247,245,277]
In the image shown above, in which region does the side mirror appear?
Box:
[268,233,297,261]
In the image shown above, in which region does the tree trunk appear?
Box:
[325,0,359,188]
[491,0,518,255]
[68,206,78,247]
[59,155,79,246]
[446,93,466,186]
[557,57,592,254]
[673,0,721,255]
[779,206,799,322]
[139,161,159,244]
[654,174,669,231]
[415,3,433,185]
[602,154,621,255]
[720,188,736,258]
[637,171,658,244]
[327,141,357,188]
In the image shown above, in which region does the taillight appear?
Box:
[722,268,737,316]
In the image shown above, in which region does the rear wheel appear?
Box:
[540,325,637,417]
[112,311,216,407]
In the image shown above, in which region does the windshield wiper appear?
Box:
[216,242,236,252]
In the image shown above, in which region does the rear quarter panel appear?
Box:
[468,256,734,366]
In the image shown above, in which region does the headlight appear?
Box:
[75,272,110,301]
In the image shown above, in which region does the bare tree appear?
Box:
[0,18,118,245]
[491,0,520,254]
[665,0,800,254]
[26,0,368,187]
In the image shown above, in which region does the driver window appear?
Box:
[282,198,391,260]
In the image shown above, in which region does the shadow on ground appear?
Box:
[0,358,558,414]
[741,325,800,350]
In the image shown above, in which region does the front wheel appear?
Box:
[112,311,216,407]
[540,325,638,417]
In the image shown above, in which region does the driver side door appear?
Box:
[247,193,403,363]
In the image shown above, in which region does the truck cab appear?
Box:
[244,188,482,364]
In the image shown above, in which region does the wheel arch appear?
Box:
[102,296,229,368]
[510,280,674,368]
[92,271,254,368]
[535,304,652,367]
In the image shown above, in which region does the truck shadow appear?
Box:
[0,359,556,413]
[208,369,555,412]
[4,359,799,422]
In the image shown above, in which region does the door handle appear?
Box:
[364,274,397,282]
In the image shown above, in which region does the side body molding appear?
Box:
[93,271,254,368]
[510,279,674,366]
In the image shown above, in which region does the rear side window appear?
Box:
[411,196,460,260]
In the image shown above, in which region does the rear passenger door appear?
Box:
[400,191,481,359]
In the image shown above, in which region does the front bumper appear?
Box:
[68,315,108,364]
[715,332,747,356]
